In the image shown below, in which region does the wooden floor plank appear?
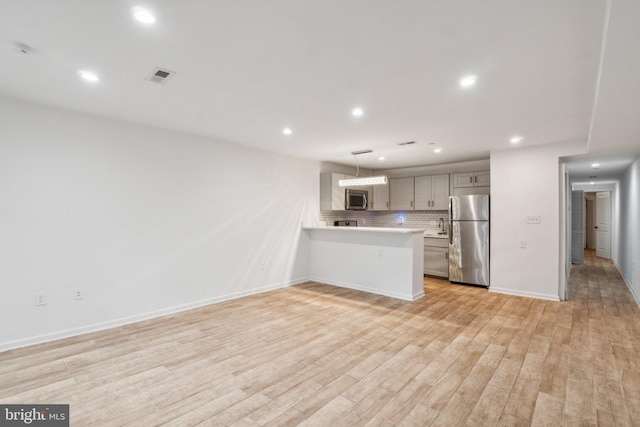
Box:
[1,250,639,425]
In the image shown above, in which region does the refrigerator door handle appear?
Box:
[449,198,453,245]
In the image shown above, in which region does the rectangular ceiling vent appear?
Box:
[147,67,176,85]
[397,141,416,146]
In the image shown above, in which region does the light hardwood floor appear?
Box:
[2,250,640,426]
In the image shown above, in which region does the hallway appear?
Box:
[560,249,640,425]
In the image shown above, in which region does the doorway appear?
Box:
[584,193,596,249]
[584,191,611,259]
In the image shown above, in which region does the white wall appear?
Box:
[617,154,640,303]
[0,96,320,350]
[490,141,586,300]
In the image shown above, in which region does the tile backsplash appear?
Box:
[319,210,449,233]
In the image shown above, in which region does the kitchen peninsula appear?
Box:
[302,226,425,301]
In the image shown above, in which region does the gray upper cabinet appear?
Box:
[452,171,490,188]
[319,172,346,211]
[475,170,490,186]
[415,174,450,210]
[389,177,414,210]
[371,182,390,211]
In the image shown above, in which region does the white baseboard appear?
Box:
[0,277,309,353]
[614,261,640,308]
[489,287,560,301]
[309,276,422,301]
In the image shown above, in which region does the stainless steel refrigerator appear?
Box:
[448,195,490,287]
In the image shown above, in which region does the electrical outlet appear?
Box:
[519,239,527,248]
[73,288,83,300]
[526,216,541,224]
[260,261,265,271]
[35,292,47,306]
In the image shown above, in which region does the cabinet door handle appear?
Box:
[469,176,473,184]
[410,200,413,208]
[445,252,448,259]
[386,201,389,208]
[474,175,478,183]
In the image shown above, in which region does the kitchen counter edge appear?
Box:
[302,226,424,235]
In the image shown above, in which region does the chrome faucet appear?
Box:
[439,217,445,234]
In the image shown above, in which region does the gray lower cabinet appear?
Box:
[424,237,449,278]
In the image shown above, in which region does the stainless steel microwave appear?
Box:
[345,189,368,210]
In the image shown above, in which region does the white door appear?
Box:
[595,191,611,259]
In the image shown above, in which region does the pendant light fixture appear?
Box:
[338,150,388,187]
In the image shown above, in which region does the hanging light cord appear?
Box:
[353,154,360,177]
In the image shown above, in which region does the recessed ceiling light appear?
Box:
[590,182,595,185]
[459,75,477,88]
[433,148,442,153]
[282,127,292,135]
[378,156,385,161]
[132,7,156,24]
[510,136,524,144]
[78,70,99,82]
[352,107,363,117]
[591,163,600,169]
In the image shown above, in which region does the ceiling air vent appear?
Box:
[13,43,32,55]
[397,141,416,146]
[147,67,175,85]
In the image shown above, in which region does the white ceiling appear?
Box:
[564,0,640,184]
[1,0,637,179]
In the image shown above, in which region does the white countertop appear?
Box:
[424,233,448,239]
[303,226,424,235]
